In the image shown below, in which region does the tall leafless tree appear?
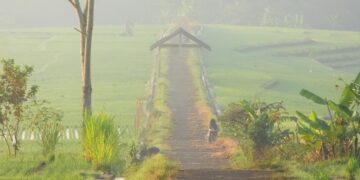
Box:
[68,0,94,121]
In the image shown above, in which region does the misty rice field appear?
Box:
[1,25,359,129]
[202,25,360,115]
[0,26,161,128]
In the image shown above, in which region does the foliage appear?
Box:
[296,72,360,161]
[0,59,38,157]
[83,112,122,173]
[125,154,177,180]
[220,100,291,158]
[127,140,139,164]
[24,101,63,158]
[0,151,91,179]
[39,122,62,161]
[346,158,358,180]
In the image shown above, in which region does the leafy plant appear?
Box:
[24,101,63,158]
[297,72,360,160]
[296,111,333,160]
[83,112,121,173]
[127,140,139,164]
[220,100,291,158]
[0,59,38,157]
[346,158,358,180]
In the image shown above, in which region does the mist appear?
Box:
[0,0,359,30]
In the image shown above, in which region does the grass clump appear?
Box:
[126,154,177,180]
[346,158,359,180]
[83,112,122,174]
[39,122,62,161]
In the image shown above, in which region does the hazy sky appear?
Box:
[1,1,359,30]
[0,0,134,28]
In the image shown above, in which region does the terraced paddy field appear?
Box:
[0,26,161,128]
[201,25,360,115]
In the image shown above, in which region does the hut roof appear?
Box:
[150,27,211,51]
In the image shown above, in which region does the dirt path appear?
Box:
[166,48,276,179]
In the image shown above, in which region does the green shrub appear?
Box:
[126,140,139,165]
[83,112,121,173]
[296,72,360,160]
[24,101,63,159]
[220,100,290,158]
[346,158,358,180]
[313,169,330,180]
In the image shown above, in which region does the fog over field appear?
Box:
[1,0,360,30]
[1,1,360,179]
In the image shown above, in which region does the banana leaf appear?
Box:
[297,122,328,142]
[328,100,352,118]
[339,85,355,108]
[296,111,330,132]
[298,125,316,141]
[354,72,360,85]
[300,89,327,105]
[351,72,360,102]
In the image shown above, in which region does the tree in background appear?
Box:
[0,59,38,157]
[68,0,95,122]
[177,0,194,18]
[260,8,275,26]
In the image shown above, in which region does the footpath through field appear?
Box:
[166,47,275,179]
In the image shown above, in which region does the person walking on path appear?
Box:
[208,118,218,143]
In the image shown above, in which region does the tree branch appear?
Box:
[83,0,89,19]
[68,0,76,8]
[74,27,86,35]
[68,0,86,27]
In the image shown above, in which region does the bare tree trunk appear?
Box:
[68,0,94,123]
[83,0,94,117]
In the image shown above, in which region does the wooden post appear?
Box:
[134,98,144,137]
[157,48,161,78]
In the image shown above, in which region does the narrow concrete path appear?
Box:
[165,47,282,179]
[166,48,229,170]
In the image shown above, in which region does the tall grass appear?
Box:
[83,112,121,173]
[39,122,62,159]
[126,154,177,180]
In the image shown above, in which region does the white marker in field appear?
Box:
[30,131,35,141]
[74,128,79,140]
[21,130,26,140]
[66,128,70,140]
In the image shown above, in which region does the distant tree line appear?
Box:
[119,0,360,30]
[1,0,359,30]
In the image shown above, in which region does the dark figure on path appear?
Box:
[208,118,218,143]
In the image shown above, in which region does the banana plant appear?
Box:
[296,111,334,160]
[298,72,360,158]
